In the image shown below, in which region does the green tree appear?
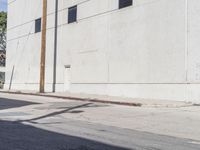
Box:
[0,12,6,67]
[0,12,7,51]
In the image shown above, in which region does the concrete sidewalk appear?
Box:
[0,90,194,108]
[45,92,194,108]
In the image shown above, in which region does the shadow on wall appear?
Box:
[0,97,39,110]
[0,120,129,150]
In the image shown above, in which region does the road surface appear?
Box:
[0,93,199,150]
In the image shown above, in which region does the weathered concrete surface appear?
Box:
[0,93,200,149]
[0,90,195,107]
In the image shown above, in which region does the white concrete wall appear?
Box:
[5,0,200,102]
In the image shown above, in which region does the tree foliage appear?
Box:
[0,12,6,67]
[0,12,7,51]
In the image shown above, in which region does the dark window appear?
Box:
[68,5,77,24]
[119,0,133,9]
[35,18,41,33]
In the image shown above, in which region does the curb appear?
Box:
[0,91,142,107]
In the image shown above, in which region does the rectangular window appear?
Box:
[68,5,77,24]
[35,18,41,33]
[119,0,133,9]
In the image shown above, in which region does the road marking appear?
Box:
[189,141,200,145]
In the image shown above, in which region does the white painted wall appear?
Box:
[5,0,200,102]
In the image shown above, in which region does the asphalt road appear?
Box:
[0,94,200,150]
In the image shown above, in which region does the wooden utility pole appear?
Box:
[40,0,47,93]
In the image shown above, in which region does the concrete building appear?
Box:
[5,0,200,103]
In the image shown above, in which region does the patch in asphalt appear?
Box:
[0,112,30,116]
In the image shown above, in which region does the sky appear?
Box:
[0,0,7,12]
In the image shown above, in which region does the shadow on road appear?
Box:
[24,103,92,123]
[0,97,39,110]
[0,120,128,150]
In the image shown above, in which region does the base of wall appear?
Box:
[70,83,200,103]
[3,83,200,103]
[3,83,66,93]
